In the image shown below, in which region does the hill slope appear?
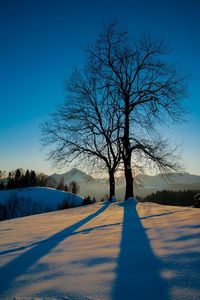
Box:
[0,187,83,207]
[0,187,83,220]
[0,200,199,299]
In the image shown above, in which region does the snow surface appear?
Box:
[0,187,83,209]
[0,200,199,299]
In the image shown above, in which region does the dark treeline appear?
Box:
[0,168,47,190]
[139,190,200,207]
[0,169,81,193]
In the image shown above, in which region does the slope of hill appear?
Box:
[0,187,83,221]
[0,187,83,208]
[0,200,199,299]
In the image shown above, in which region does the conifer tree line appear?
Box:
[0,169,38,190]
[139,189,200,207]
[0,169,80,194]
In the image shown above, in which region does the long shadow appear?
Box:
[0,202,109,296]
[112,199,169,300]
[1,212,176,257]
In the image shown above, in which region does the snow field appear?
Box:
[0,200,199,299]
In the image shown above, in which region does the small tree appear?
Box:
[57,176,65,190]
[30,170,37,186]
[6,171,15,189]
[15,168,22,188]
[45,176,57,188]
[24,169,31,187]
[37,173,48,186]
[69,181,80,194]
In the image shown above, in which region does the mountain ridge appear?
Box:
[49,168,200,199]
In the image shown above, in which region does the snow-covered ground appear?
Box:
[0,187,83,209]
[0,200,199,299]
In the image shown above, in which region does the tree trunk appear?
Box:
[123,100,134,200]
[124,155,134,200]
[109,170,115,200]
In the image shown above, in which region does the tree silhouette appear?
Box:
[41,22,187,199]
[69,181,80,194]
[87,22,187,198]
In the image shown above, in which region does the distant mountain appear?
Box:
[134,173,200,197]
[135,172,200,188]
[50,168,94,185]
[48,169,200,199]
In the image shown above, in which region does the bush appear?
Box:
[58,199,77,210]
[82,196,96,206]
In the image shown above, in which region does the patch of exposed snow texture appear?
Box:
[0,201,199,299]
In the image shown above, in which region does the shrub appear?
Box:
[82,196,94,206]
[58,198,77,210]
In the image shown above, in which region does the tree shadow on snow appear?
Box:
[112,199,169,300]
[0,202,109,296]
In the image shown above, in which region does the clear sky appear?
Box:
[0,0,200,175]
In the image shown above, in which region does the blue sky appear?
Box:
[0,0,200,175]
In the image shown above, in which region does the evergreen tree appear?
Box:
[7,171,15,189]
[30,170,37,186]
[24,170,31,187]
[15,168,22,188]
[69,181,79,194]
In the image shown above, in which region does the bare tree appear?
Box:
[41,70,123,200]
[87,22,188,199]
[41,22,187,200]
